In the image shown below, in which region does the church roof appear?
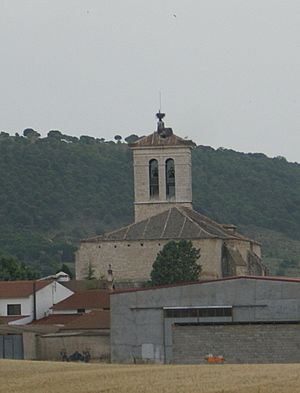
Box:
[129,131,195,148]
[82,207,257,244]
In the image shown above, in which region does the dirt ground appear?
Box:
[0,360,299,393]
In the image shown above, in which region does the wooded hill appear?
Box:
[0,130,299,276]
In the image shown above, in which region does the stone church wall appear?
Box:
[223,239,262,276]
[76,235,261,283]
[226,239,253,261]
[76,238,229,282]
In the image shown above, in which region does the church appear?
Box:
[75,113,266,284]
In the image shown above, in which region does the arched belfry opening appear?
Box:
[165,158,175,199]
[149,159,159,198]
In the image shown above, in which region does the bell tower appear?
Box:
[129,113,195,222]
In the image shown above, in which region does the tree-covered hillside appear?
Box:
[0,131,299,276]
[192,146,300,238]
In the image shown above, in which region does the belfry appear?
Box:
[130,112,194,222]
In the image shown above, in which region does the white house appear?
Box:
[0,280,73,325]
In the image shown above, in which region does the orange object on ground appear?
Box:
[205,354,225,363]
[207,356,224,363]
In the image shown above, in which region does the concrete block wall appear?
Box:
[172,323,300,364]
[37,332,110,361]
[23,332,38,360]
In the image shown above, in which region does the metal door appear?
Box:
[0,334,23,359]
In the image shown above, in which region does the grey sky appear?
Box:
[1,0,299,162]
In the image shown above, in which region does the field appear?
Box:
[1,360,300,393]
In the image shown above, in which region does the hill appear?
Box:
[0,131,299,276]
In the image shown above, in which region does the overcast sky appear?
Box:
[1,0,299,162]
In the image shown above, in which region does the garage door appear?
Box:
[172,323,300,364]
[0,335,23,359]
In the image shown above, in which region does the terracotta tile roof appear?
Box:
[60,310,110,330]
[82,207,257,244]
[31,310,110,330]
[129,131,195,148]
[111,275,300,294]
[0,315,29,324]
[61,280,108,292]
[52,290,110,311]
[0,280,52,299]
[31,314,81,326]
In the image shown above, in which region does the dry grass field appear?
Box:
[0,360,299,393]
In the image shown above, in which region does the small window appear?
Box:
[77,308,85,313]
[149,159,159,197]
[7,304,21,315]
[165,159,175,198]
[198,308,216,317]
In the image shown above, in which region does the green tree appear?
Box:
[80,135,95,144]
[125,134,139,143]
[85,261,96,280]
[114,135,122,143]
[150,240,201,285]
[0,253,38,280]
[47,130,63,140]
[57,263,73,279]
[62,134,78,143]
[23,128,40,141]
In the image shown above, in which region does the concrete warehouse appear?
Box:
[110,276,300,364]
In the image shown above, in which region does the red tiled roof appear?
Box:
[31,310,110,330]
[31,314,81,326]
[111,275,300,295]
[129,131,195,148]
[52,290,110,311]
[82,207,258,244]
[0,280,52,299]
[60,310,110,330]
[0,315,29,324]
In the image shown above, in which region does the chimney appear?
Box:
[33,281,37,321]
[222,224,237,234]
